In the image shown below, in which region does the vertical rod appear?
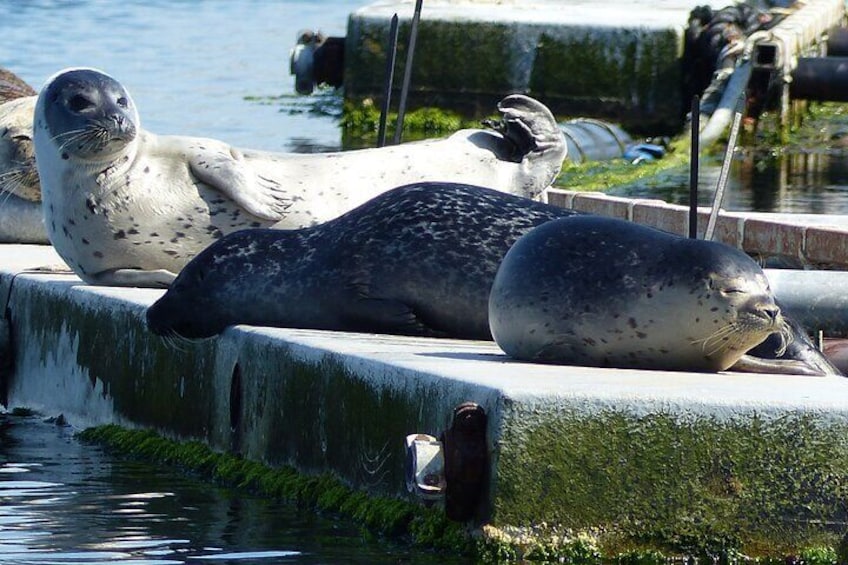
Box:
[392,0,423,145]
[689,95,700,239]
[704,97,745,241]
[377,14,399,148]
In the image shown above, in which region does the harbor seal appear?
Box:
[147,182,833,376]
[0,69,46,244]
[146,182,579,340]
[488,215,798,373]
[33,67,567,287]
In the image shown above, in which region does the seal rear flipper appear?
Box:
[485,94,566,164]
[344,297,446,338]
[188,146,293,221]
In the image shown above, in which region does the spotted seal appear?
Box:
[33,67,566,287]
[0,68,45,244]
[146,182,579,340]
[488,215,819,374]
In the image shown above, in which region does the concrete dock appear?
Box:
[2,236,848,557]
[340,0,846,134]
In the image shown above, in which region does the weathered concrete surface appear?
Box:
[2,244,848,555]
[345,0,730,133]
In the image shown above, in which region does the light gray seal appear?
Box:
[146,182,579,340]
[488,215,815,374]
[33,67,567,287]
[0,68,46,244]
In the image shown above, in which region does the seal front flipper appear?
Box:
[188,144,293,221]
[730,354,830,376]
[344,297,445,337]
[87,268,177,288]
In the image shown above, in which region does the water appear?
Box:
[0,0,358,152]
[0,412,466,564]
[610,149,848,214]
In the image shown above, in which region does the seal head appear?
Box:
[38,68,137,162]
[489,215,789,372]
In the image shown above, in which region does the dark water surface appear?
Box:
[0,413,465,565]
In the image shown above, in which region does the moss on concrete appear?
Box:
[495,407,848,557]
[78,424,473,555]
[14,284,217,437]
[340,98,481,144]
[345,18,516,106]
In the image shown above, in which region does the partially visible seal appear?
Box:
[33,67,566,287]
[0,67,46,244]
[146,182,578,340]
[488,215,798,373]
[0,67,36,103]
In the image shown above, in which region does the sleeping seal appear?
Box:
[33,67,567,287]
[488,215,805,373]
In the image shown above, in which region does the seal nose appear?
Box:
[760,303,780,323]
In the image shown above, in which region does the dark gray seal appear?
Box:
[488,215,805,373]
[146,182,579,340]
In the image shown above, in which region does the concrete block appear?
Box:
[2,244,848,554]
[804,225,848,266]
[343,0,730,132]
[631,200,688,236]
[570,192,632,219]
[742,218,807,263]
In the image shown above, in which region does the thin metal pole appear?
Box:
[392,0,423,145]
[704,97,744,241]
[689,95,700,239]
[377,14,399,148]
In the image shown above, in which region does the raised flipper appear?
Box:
[188,144,293,221]
[483,94,567,165]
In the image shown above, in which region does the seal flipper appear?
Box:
[343,297,446,338]
[87,267,177,288]
[483,94,566,163]
[188,144,293,221]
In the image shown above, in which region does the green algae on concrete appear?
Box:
[529,29,683,134]
[494,405,848,557]
[78,424,473,555]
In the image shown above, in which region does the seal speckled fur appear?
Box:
[0,67,45,244]
[488,215,792,373]
[146,182,578,340]
[33,68,567,287]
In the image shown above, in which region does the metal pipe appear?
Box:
[377,15,399,148]
[689,95,700,239]
[789,57,848,102]
[704,97,743,241]
[765,269,848,337]
[393,0,423,145]
[698,61,752,147]
[826,26,848,56]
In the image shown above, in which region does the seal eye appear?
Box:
[68,94,95,113]
[116,96,129,108]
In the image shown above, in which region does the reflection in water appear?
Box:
[0,413,465,564]
[612,149,848,214]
